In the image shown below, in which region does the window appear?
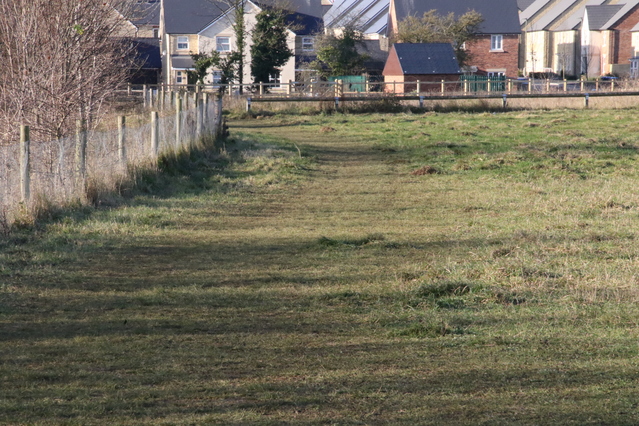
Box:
[302,37,314,51]
[212,70,223,85]
[491,35,503,51]
[269,72,281,87]
[153,28,159,38]
[216,36,231,52]
[177,36,189,50]
[487,71,505,77]
[631,59,639,79]
[176,71,183,84]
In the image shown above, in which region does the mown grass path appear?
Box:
[3,111,639,424]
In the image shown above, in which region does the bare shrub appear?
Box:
[0,0,138,142]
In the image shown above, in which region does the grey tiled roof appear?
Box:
[163,0,325,35]
[585,5,624,30]
[133,38,162,69]
[517,0,537,11]
[391,43,461,75]
[163,0,228,34]
[130,1,161,27]
[171,56,195,70]
[393,0,521,34]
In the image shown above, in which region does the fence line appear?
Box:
[1,95,222,224]
[125,76,634,102]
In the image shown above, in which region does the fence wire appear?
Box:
[0,99,222,223]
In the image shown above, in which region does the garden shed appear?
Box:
[382,43,462,93]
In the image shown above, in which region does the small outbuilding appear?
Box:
[382,43,462,93]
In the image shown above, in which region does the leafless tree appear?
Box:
[0,0,138,141]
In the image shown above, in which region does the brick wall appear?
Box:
[466,34,520,77]
[611,5,639,72]
[384,74,461,93]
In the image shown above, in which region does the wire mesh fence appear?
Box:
[0,97,222,224]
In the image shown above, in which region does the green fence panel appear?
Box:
[329,75,366,93]
[461,75,506,92]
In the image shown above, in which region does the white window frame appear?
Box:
[269,72,281,88]
[631,59,639,78]
[487,70,506,77]
[491,34,503,52]
[212,70,223,85]
[176,71,184,84]
[177,36,189,50]
[302,37,314,51]
[216,36,231,52]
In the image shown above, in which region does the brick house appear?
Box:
[582,2,639,77]
[387,0,521,78]
[382,43,462,92]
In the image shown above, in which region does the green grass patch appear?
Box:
[4,109,639,424]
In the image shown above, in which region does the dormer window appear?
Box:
[177,36,189,50]
[490,35,503,51]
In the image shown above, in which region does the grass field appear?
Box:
[3,107,639,424]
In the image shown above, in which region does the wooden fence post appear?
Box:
[416,80,421,94]
[203,92,210,131]
[151,111,159,156]
[143,84,148,108]
[197,97,204,139]
[117,116,126,165]
[175,96,182,150]
[19,125,30,203]
[159,87,164,111]
[441,80,445,95]
[75,120,87,195]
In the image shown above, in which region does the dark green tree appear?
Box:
[189,50,240,94]
[250,8,293,86]
[310,27,368,79]
[189,52,218,84]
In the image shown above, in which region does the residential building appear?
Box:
[382,43,462,92]
[519,0,639,78]
[160,0,324,87]
[581,2,639,76]
[387,0,521,78]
